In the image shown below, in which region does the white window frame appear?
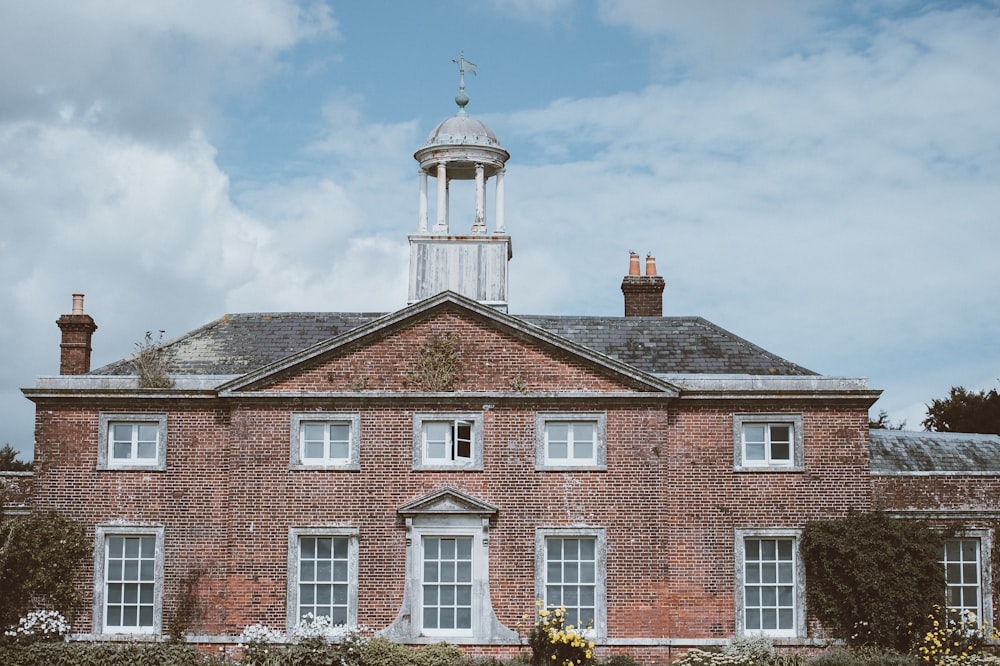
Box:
[733,414,804,471]
[412,412,484,471]
[939,531,994,624]
[735,528,805,638]
[535,527,607,640]
[535,413,607,471]
[287,527,359,633]
[98,413,167,471]
[290,413,361,470]
[418,531,477,637]
[93,524,164,636]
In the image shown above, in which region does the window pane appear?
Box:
[770,442,790,461]
[744,424,766,443]
[745,442,766,461]
[769,425,791,443]
[329,441,349,460]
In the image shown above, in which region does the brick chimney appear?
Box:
[56,293,98,375]
[621,252,665,317]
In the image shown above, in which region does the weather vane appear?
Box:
[452,51,476,115]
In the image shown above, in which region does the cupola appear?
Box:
[408,53,512,311]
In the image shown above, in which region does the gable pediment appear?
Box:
[217,291,679,395]
[397,487,499,518]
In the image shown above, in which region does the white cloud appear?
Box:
[597,0,831,76]
[0,0,336,138]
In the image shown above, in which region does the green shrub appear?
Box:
[0,510,89,630]
[807,647,919,665]
[800,511,944,651]
[0,641,228,666]
[414,641,465,666]
[362,636,418,666]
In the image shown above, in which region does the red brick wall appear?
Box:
[26,312,887,661]
[264,313,634,393]
[30,393,874,654]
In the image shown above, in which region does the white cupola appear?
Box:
[408,53,512,311]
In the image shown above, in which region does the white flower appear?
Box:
[4,610,70,638]
[239,623,284,644]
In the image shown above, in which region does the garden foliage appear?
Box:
[800,511,945,651]
[0,509,89,630]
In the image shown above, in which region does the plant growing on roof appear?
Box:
[409,333,461,391]
[132,330,174,389]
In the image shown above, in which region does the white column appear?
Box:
[434,162,448,233]
[494,168,506,233]
[473,163,486,233]
[418,170,428,233]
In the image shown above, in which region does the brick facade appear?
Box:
[22,295,1000,663]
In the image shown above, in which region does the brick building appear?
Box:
[19,81,1000,662]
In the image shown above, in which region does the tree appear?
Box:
[800,510,944,651]
[922,385,1000,435]
[0,510,89,630]
[869,410,905,430]
[0,445,31,472]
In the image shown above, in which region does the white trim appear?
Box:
[535,527,608,640]
[412,412,484,471]
[286,527,359,633]
[535,413,607,471]
[93,524,164,636]
[98,414,167,471]
[735,528,805,639]
[733,414,804,472]
[289,413,361,470]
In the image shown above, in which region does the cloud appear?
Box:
[498,1,1000,377]
[596,0,831,76]
[0,0,336,139]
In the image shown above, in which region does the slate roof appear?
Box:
[870,429,1000,474]
[91,311,816,377]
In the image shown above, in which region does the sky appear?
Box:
[2,0,999,460]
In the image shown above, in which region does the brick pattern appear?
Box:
[621,276,665,317]
[263,313,631,393]
[26,312,998,663]
[56,313,97,375]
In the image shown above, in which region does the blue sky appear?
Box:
[2,0,999,459]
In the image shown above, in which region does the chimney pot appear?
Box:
[628,252,641,276]
[72,293,85,315]
[645,254,657,276]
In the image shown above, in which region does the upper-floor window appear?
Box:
[412,413,484,471]
[733,414,804,471]
[535,413,607,471]
[94,524,164,635]
[290,413,361,470]
[98,413,167,471]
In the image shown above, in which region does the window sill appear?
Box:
[536,465,607,472]
[733,466,804,473]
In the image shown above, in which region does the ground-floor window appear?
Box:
[421,536,474,632]
[287,527,358,631]
[536,527,607,638]
[93,524,163,635]
[940,538,982,618]
[736,529,803,638]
